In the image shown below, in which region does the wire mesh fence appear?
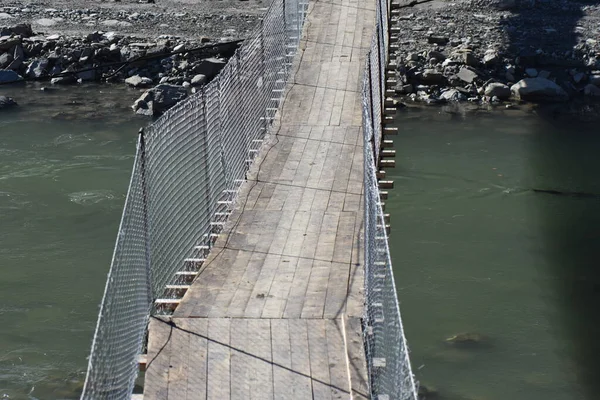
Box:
[80,0,306,397]
[361,0,419,397]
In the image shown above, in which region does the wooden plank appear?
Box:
[144,317,172,400]
[167,319,190,400]
[307,319,333,400]
[282,257,313,318]
[227,251,268,318]
[271,319,295,399]
[206,318,231,399]
[288,319,313,398]
[345,317,370,399]
[262,256,297,318]
[324,262,350,318]
[326,319,352,399]
[247,319,274,399]
[185,318,208,399]
[230,318,250,399]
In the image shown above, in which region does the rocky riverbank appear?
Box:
[391,0,600,105]
[0,0,266,115]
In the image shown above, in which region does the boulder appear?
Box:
[484,82,510,99]
[584,84,600,97]
[452,49,478,67]
[510,78,569,102]
[420,69,445,84]
[0,52,13,68]
[191,74,207,86]
[427,36,449,45]
[26,58,50,79]
[8,23,33,38]
[456,67,478,83]
[132,84,188,115]
[440,89,467,102]
[590,75,600,86]
[125,75,154,88]
[152,84,188,112]
[192,57,226,79]
[483,49,499,65]
[428,50,446,63]
[0,95,17,110]
[0,69,23,83]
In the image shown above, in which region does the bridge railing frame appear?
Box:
[361,0,419,397]
[79,0,307,397]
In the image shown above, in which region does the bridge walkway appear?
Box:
[144,0,375,396]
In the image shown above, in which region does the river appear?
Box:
[388,105,600,400]
[0,84,143,399]
[1,85,599,399]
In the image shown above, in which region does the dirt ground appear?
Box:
[0,0,269,41]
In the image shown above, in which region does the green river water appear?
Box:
[1,85,599,399]
[389,106,600,400]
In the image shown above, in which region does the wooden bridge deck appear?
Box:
[144,0,375,396]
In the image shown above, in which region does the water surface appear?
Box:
[0,84,143,399]
[388,106,600,400]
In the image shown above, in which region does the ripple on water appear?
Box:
[68,190,117,205]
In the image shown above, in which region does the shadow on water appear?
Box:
[529,118,600,400]
[505,2,600,397]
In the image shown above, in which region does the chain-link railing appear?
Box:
[80,0,306,397]
[361,0,419,397]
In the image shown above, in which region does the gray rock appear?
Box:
[440,89,467,102]
[456,67,478,83]
[152,84,188,112]
[510,78,569,102]
[191,74,207,86]
[525,68,538,77]
[192,57,226,79]
[132,84,188,115]
[453,49,478,67]
[0,95,17,109]
[133,99,154,116]
[0,53,13,68]
[9,24,33,38]
[26,58,49,78]
[483,50,499,65]
[538,70,551,79]
[428,51,446,63]
[484,82,510,99]
[584,83,600,97]
[0,69,23,83]
[420,69,445,84]
[406,53,419,62]
[589,75,600,86]
[77,68,97,81]
[428,36,449,45]
[125,75,154,88]
[573,72,586,84]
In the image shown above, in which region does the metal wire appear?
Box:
[80,0,307,397]
[361,1,419,398]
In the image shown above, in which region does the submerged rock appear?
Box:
[0,69,23,83]
[0,95,17,109]
[445,332,488,345]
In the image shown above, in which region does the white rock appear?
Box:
[510,78,568,102]
[35,18,57,26]
[0,13,15,19]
